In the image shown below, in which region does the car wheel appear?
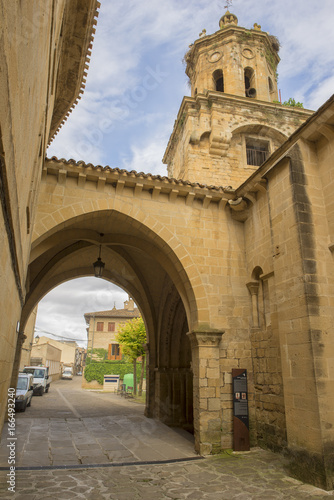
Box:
[21,401,27,412]
[45,385,49,393]
[39,387,44,396]
[27,397,32,407]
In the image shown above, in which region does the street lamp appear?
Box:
[93,245,105,278]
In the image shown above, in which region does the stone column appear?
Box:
[154,367,175,424]
[143,343,154,418]
[246,281,260,328]
[187,330,223,455]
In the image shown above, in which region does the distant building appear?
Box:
[30,336,84,374]
[84,298,140,361]
[30,341,61,380]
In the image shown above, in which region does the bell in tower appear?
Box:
[163,12,313,188]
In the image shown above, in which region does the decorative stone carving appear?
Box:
[187,330,223,348]
[209,133,231,156]
[242,47,254,59]
[219,11,238,29]
[207,51,222,63]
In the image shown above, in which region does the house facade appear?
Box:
[85,299,140,361]
[30,342,61,381]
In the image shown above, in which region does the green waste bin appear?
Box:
[123,373,134,391]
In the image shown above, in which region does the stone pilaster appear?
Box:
[187,330,223,455]
[143,343,154,418]
[246,281,260,328]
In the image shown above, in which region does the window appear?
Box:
[244,67,256,98]
[213,69,224,92]
[111,344,120,356]
[268,77,274,94]
[108,322,115,332]
[246,138,269,166]
[96,322,104,331]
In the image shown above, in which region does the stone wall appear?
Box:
[0,0,63,433]
[163,94,312,188]
[0,0,99,435]
[20,308,38,370]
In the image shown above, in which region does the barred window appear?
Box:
[246,138,269,166]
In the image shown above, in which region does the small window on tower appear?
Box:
[268,77,274,94]
[244,67,256,98]
[246,138,269,166]
[96,322,104,331]
[108,322,115,332]
[213,69,224,92]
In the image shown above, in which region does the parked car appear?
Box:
[22,366,51,395]
[62,366,73,380]
[15,373,33,412]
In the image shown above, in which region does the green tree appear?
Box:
[282,98,304,108]
[116,316,146,396]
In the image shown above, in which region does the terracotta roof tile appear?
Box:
[84,308,140,319]
[46,156,235,193]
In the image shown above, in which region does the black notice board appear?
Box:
[232,368,250,451]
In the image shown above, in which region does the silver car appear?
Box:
[15,373,33,412]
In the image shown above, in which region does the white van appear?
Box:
[22,366,51,395]
[62,366,73,380]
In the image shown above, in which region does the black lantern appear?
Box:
[93,245,105,278]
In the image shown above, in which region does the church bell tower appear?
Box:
[163,12,313,188]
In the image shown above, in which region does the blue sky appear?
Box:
[48,0,334,174]
[36,0,334,346]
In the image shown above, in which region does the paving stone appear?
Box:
[1,385,334,499]
[75,443,101,450]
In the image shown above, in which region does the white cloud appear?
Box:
[35,278,128,346]
[306,72,334,111]
[122,138,168,177]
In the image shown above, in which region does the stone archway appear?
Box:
[20,209,199,437]
[15,157,234,456]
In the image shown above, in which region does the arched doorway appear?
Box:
[20,210,197,433]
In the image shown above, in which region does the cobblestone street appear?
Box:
[0,377,333,499]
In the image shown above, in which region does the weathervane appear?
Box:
[224,0,232,9]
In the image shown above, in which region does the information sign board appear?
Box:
[232,368,250,451]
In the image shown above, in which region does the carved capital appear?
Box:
[17,332,27,347]
[246,281,260,296]
[187,330,224,349]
